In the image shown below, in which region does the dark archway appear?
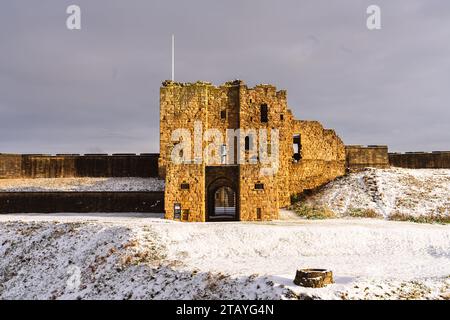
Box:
[206,177,239,221]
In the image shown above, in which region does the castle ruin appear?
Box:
[1,80,448,217]
[159,80,346,222]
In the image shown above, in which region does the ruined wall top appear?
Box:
[161,79,286,96]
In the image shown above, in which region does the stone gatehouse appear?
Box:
[159,80,346,222]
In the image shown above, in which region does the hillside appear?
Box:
[298,168,450,220]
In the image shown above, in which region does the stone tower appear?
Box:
[159,80,345,222]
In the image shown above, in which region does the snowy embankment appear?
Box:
[0,214,449,300]
[301,168,450,219]
[0,178,164,192]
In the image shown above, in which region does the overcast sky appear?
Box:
[0,0,449,154]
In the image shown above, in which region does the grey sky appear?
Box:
[0,0,449,154]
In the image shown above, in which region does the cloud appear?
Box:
[0,0,449,153]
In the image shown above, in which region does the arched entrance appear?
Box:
[206,176,239,221]
[206,166,239,221]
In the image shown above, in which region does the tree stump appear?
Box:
[294,269,334,288]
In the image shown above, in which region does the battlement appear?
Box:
[162,80,214,87]
[161,80,287,96]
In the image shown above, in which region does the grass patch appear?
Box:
[346,208,382,219]
[290,203,336,220]
[389,212,450,224]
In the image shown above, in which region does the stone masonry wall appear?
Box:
[160,81,241,221]
[164,163,205,222]
[239,164,279,220]
[0,154,22,178]
[0,154,159,178]
[289,120,346,198]
[239,85,292,209]
[0,192,164,214]
[345,145,389,171]
[389,151,450,169]
[159,81,240,177]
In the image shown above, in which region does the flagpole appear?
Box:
[171,34,175,81]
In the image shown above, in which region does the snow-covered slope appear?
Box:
[0,178,164,192]
[301,168,450,219]
[0,214,449,300]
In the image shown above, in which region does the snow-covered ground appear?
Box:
[0,178,164,192]
[301,168,450,219]
[0,168,448,299]
[0,213,449,300]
